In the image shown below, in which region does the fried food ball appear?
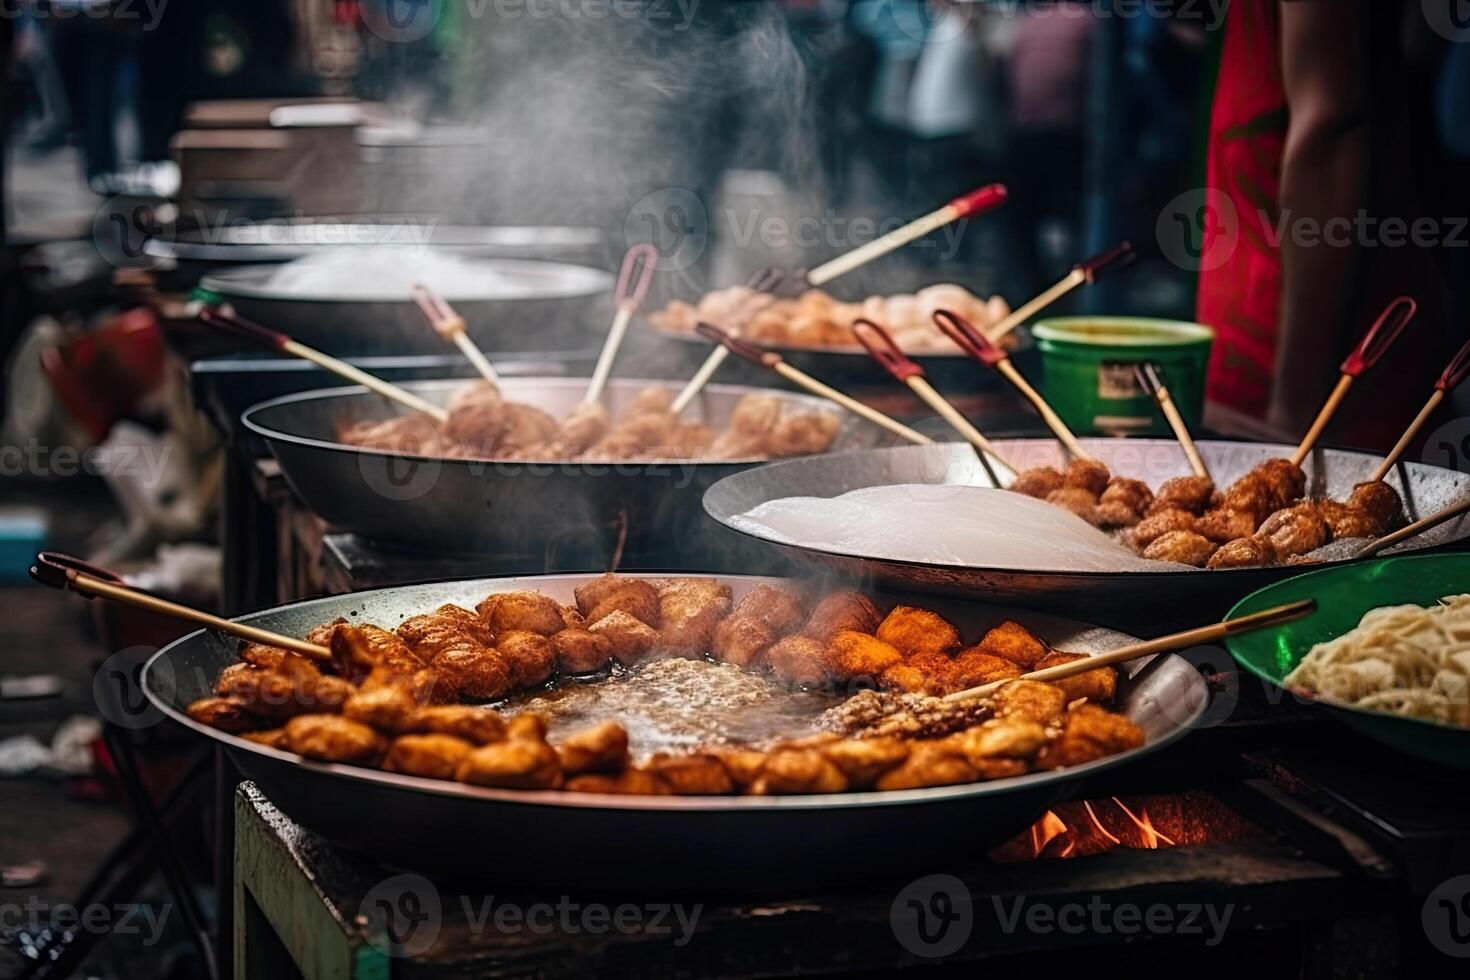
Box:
[330,625,425,683]
[343,685,420,732]
[1347,481,1403,531]
[749,748,849,795]
[825,630,905,682]
[1032,651,1118,704]
[803,591,882,640]
[495,631,555,689]
[556,721,629,775]
[397,604,494,650]
[1036,704,1146,769]
[949,649,1024,691]
[710,748,769,789]
[407,705,506,745]
[574,575,661,628]
[187,697,262,733]
[282,715,387,764]
[976,620,1049,668]
[1143,529,1217,567]
[1256,458,1307,507]
[1195,507,1259,543]
[506,712,548,742]
[455,740,562,789]
[644,753,735,794]
[711,616,776,669]
[1130,508,1198,549]
[423,646,510,700]
[550,628,613,675]
[589,610,661,665]
[1101,477,1154,515]
[1259,502,1331,556]
[384,734,474,780]
[1206,535,1278,569]
[656,578,733,655]
[1221,472,1275,523]
[554,401,612,455]
[1318,499,1379,539]
[564,770,673,795]
[879,661,947,695]
[1152,475,1216,515]
[476,591,567,637]
[767,411,842,458]
[817,738,910,788]
[495,403,560,453]
[1009,466,1064,499]
[1063,458,1111,496]
[949,718,1048,761]
[875,743,978,790]
[240,728,288,750]
[1045,487,1101,526]
[765,635,829,686]
[874,605,961,657]
[730,584,807,635]
[990,680,1068,726]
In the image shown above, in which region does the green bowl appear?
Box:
[1032,317,1214,437]
[1225,554,1470,769]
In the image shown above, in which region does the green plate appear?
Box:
[1225,553,1470,770]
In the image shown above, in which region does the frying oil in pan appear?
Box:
[502,658,845,758]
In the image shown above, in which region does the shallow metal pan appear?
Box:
[241,377,891,571]
[142,573,1207,890]
[702,439,1470,627]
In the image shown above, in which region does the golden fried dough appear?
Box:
[1130,508,1197,548]
[556,722,629,775]
[1152,475,1215,515]
[765,635,828,686]
[990,680,1067,726]
[343,685,419,733]
[574,575,661,627]
[879,661,946,695]
[408,705,506,745]
[1206,535,1278,569]
[819,738,910,788]
[1347,481,1402,530]
[644,753,734,794]
[875,743,978,790]
[565,770,672,795]
[187,697,261,733]
[976,620,1048,668]
[1063,458,1111,496]
[496,630,556,688]
[1010,466,1064,499]
[283,715,386,764]
[657,578,732,654]
[949,649,1024,691]
[803,591,881,640]
[550,628,613,675]
[1046,487,1101,526]
[1196,507,1259,544]
[304,618,348,650]
[1144,529,1217,567]
[1100,477,1153,515]
[749,748,848,795]
[239,643,322,679]
[433,647,515,700]
[1037,704,1145,769]
[1033,651,1118,704]
[384,734,474,780]
[949,719,1047,761]
[711,615,776,669]
[506,712,548,742]
[477,591,567,637]
[588,610,660,665]
[730,584,806,635]
[397,604,493,650]
[455,740,562,789]
[825,630,904,682]
[875,605,961,657]
[240,728,288,750]
[330,624,424,683]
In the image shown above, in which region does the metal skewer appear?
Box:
[30,552,332,663]
[944,598,1317,702]
[1368,336,1470,483]
[851,317,1015,484]
[695,321,932,446]
[198,307,449,424]
[932,308,1092,461]
[1354,497,1470,559]
[585,244,658,405]
[1290,296,1418,466]
[1134,362,1211,481]
[986,242,1135,341]
[411,284,499,385]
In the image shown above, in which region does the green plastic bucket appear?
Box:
[1031,317,1214,437]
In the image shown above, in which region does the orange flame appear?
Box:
[1030,809,1073,857]
[1110,797,1177,849]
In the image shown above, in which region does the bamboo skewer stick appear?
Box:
[411,285,499,385]
[1135,362,1210,480]
[585,244,658,405]
[851,318,1015,482]
[986,242,1136,341]
[1290,296,1418,466]
[198,307,449,424]
[943,598,1317,702]
[30,552,332,662]
[932,309,1092,461]
[1355,497,1470,559]
[695,322,932,446]
[1368,337,1470,483]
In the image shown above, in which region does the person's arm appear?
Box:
[1269,0,1371,435]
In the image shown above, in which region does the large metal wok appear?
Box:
[241,377,892,571]
[703,438,1470,627]
[142,573,1208,890]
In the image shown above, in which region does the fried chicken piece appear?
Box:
[564,770,673,795]
[187,697,262,734]
[803,591,882,640]
[826,630,905,682]
[710,748,769,789]
[443,381,505,450]
[711,616,776,669]
[1317,499,1376,539]
[216,667,352,723]
[550,628,613,675]
[765,635,829,686]
[455,740,562,789]
[1256,458,1307,507]
[240,728,288,750]
[644,753,735,794]
[494,403,560,454]
[879,661,947,695]
[1010,466,1065,499]
[240,642,324,678]
[587,610,659,665]
[749,747,849,795]
[1143,529,1217,567]
[1130,508,1198,549]
[1152,475,1216,515]
[767,411,842,458]
[1036,703,1146,769]
[627,386,675,417]
[990,679,1068,726]
[341,415,450,455]
[1347,481,1403,531]
[817,738,910,788]
[1032,651,1118,704]
[556,721,629,775]
[1195,507,1259,543]
[554,402,612,455]
[330,624,425,684]
[875,742,978,790]
[949,649,1024,691]
[875,605,961,657]
[574,575,661,628]
[304,618,348,650]
[1221,472,1275,523]
[1097,500,1143,529]
[1046,487,1101,526]
[975,620,1048,668]
[395,622,491,670]
[397,604,493,651]
[407,705,506,744]
[506,712,548,742]
[1259,502,1330,556]
[1206,535,1278,569]
[1101,477,1154,515]
[495,631,555,688]
[657,578,732,655]
[431,646,515,700]
[384,734,474,780]
[282,715,387,764]
[343,685,420,733]
[1063,458,1111,496]
[477,591,567,637]
[948,718,1048,762]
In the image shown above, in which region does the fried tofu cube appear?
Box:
[564,769,672,795]
[819,738,910,788]
[803,590,882,640]
[748,748,848,795]
[711,615,776,669]
[556,721,629,775]
[976,620,1049,668]
[949,719,1048,761]
[875,605,961,657]
[729,584,806,635]
[949,649,1024,692]
[432,647,514,701]
[589,610,661,665]
[879,661,946,695]
[282,715,386,764]
[657,578,732,655]
[550,628,613,675]
[765,635,828,686]
[476,591,567,637]
[1033,651,1118,704]
[455,740,562,789]
[496,630,556,688]
[990,679,1068,727]
[1036,703,1145,770]
[343,685,420,733]
[874,743,978,790]
[384,734,474,780]
[645,753,735,795]
[397,604,494,650]
[712,748,770,789]
[408,705,506,745]
[574,575,662,628]
[825,630,904,683]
